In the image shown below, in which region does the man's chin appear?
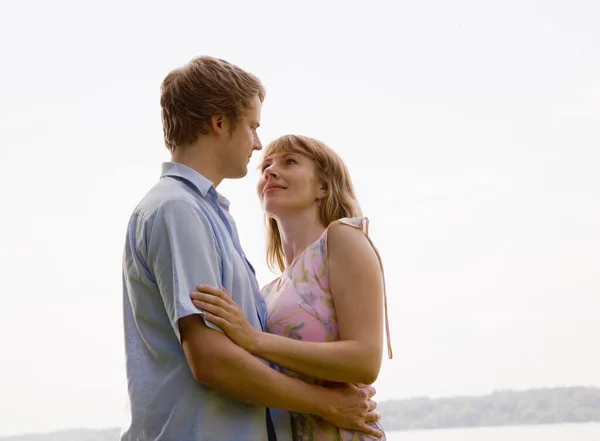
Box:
[229,167,248,179]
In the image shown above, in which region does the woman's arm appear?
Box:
[254,224,384,383]
[191,223,385,384]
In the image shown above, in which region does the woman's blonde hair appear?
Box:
[263,135,362,272]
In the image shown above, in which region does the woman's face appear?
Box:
[257,151,324,218]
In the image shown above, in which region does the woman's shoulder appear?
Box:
[329,216,369,232]
[310,217,372,265]
[322,216,370,248]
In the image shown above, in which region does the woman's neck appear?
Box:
[277,209,326,267]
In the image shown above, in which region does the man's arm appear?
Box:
[181,316,380,436]
[180,314,324,413]
[147,199,381,437]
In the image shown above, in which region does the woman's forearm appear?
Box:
[252,332,381,384]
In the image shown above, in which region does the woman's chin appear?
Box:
[262,200,290,219]
[263,203,281,218]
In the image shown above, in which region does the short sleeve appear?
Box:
[147,198,224,340]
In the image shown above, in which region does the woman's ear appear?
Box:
[317,181,328,200]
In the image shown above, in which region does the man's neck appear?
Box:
[171,144,223,188]
[276,210,326,267]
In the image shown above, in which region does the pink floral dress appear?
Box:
[262,217,392,441]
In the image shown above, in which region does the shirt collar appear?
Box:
[160,162,231,209]
[160,161,214,197]
[217,193,231,209]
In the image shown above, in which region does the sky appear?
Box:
[0,0,599,436]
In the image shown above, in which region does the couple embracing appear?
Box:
[121,55,392,441]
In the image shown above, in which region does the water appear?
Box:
[386,423,600,440]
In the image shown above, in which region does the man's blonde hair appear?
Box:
[160,56,265,152]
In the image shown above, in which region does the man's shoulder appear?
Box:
[133,178,203,218]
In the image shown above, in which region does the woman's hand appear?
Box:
[190,285,261,352]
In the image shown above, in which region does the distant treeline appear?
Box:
[3,387,600,440]
[379,386,600,431]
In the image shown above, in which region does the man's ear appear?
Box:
[210,115,225,134]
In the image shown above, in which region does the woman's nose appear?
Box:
[264,165,278,177]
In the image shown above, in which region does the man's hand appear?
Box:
[318,384,383,438]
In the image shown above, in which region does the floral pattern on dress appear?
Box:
[262,217,387,441]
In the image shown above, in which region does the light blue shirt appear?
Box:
[121,162,291,441]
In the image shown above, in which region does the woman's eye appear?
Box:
[286,158,297,165]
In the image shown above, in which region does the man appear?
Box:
[121,56,381,441]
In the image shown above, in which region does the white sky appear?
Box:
[1,0,599,436]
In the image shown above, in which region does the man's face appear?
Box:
[222,95,263,179]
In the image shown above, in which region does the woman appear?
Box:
[191,135,392,441]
